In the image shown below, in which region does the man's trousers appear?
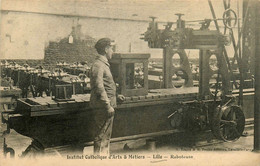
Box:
[93,108,114,155]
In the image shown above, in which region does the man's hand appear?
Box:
[117,95,125,102]
[107,106,115,117]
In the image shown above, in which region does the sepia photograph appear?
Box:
[0,0,259,165]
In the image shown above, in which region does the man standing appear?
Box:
[90,38,117,155]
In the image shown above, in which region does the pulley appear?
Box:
[222,8,238,29]
[211,105,245,142]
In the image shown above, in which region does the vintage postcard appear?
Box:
[0,0,259,165]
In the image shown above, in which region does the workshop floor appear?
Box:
[0,127,255,158]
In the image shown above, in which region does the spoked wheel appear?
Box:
[211,105,245,142]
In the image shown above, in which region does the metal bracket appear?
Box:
[3,138,15,158]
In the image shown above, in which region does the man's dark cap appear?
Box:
[95,38,115,50]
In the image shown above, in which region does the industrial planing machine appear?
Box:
[1,1,255,156]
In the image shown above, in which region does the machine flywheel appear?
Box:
[211,105,245,142]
